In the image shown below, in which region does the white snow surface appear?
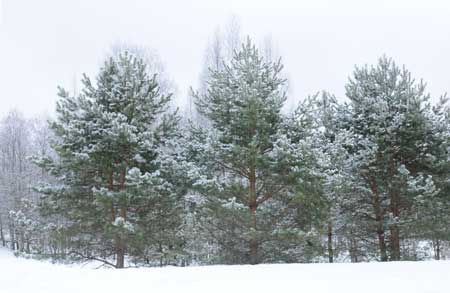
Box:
[1,248,449,293]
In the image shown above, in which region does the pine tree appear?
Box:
[188,38,324,264]
[296,92,346,263]
[341,56,447,261]
[406,96,450,260]
[35,52,182,268]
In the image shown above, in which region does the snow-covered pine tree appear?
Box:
[35,51,182,268]
[188,38,324,264]
[406,95,450,260]
[322,108,380,262]
[342,56,447,261]
[274,93,337,263]
[293,92,349,263]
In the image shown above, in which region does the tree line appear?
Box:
[0,35,449,269]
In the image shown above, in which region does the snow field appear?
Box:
[2,248,449,293]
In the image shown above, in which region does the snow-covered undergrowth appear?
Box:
[1,248,449,293]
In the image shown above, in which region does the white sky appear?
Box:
[1,0,450,117]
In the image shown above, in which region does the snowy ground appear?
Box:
[1,248,449,293]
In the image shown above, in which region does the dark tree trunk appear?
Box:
[19,232,25,253]
[0,218,5,247]
[114,207,128,269]
[327,222,333,263]
[248,167,258,265]
[389,191,401,261]
[115,240,125,269]
[111,203,124,268]
[389,225,401,261]
[9,226,16,250]
[249,231,258,265]
[349,231,358,263]
[116,172,127,269]
[369,176,388,261]
[109,170,127,269]
[433,238,441,260]
[376,224,388,262]
[159,243,164,267]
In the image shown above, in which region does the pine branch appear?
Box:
[68,250,117,268]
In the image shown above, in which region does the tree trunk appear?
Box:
[369,176,388,261]
[389,225,401,261]
[249,209,258,265]
[111,204,125,269]
[19,232,25,253]
[389,190,401,261]
[115,239,125,269]
[248,167,258,265]
[114,208,126,269]
[109,171,126,269]
[114,171,127,269]
[376,223,388,262]
[327,222,333,263]
[433,238,441,260]
[112,207,127,269]
[349,230,358,263]
[159,243,164,267]
[9,226,16,250]
[0,217,5,247]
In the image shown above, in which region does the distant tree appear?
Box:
[0,110,31,250]
[0,111,54,253]
[109,41,176,98]
[190,16,243,122]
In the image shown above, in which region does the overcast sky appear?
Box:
[1,0,450,117]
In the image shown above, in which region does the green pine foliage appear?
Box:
[331,56,450,261]
[35,52,184,268]
[187,39,326,264]
[18,40,449,267]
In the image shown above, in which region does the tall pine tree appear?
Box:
[188,38,324,264]
[35,52,181,268]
